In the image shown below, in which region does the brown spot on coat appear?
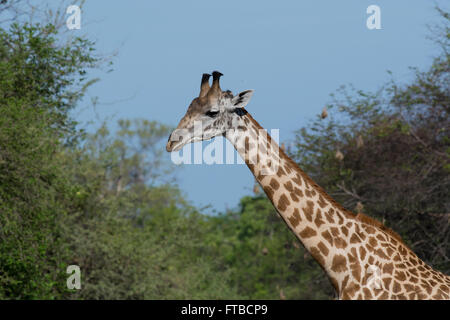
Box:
[292,174,302,186]
[278,194,290,211]
[349,248,358,263]
[299,226,317,239]
[375,248,389,259]
[288,208,301,227]
[368,237,378,248]
[408,292,417,299]
[363,288,373,299]
[423,284,432,295]
[303,177,310,189]
[330,227,339,237]
[386,247,394,256]
[383,263,394,275]
[350,233,360,244]
[341,226,349,237]
[269,178,280,190]
[244,136,250,152]
[290,192,299,202]
[409,268,418,277]
[351,262,362,282]
[359,247,367,261]
[302,201,314,222]
[341,292,351,300]
[324,208,335,224]
[317,241,329,256]
[293,187,303,198]
[317,195,327,208]
[432,292,444,299]
[403,284,414,292]
[379,291,389,299]
[398,246,407,256]
[364,225,376,234]
[395,270,406,281]
[284,164,292,174]
[345,282,360,298]
[336,211,344,225]
[322,230,333,246]
[310,247,325,266]
[284,181,293,192]
[334,237,348,249]
[383,277,392,290]
[392,281,401,294]
[341,275,350,291]
[357,230,367,241]
[331,254,347,273]
[440,284,449,293]
[276,166,286,177]
[314,210,325,228]
[396,293,407,300]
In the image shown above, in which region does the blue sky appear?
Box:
[75,0,447,213]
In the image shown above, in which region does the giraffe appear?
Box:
[165,71,450,300]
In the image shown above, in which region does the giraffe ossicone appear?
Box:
[166,71,450,300]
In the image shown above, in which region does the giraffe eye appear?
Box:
[205,110,219,118]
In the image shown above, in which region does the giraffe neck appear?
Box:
[224,111,450,299]
[225,112,356,290]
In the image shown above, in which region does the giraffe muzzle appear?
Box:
[166,132,185,152]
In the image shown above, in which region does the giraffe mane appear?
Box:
[354,213,404,243]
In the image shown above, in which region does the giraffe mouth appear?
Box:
[166,132,185,152]
[166,132,217,152]
[166,139,184,152]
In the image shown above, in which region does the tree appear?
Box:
[0,22,97,298]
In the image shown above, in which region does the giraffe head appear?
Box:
[166,71,254,152]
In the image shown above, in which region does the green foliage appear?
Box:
[0,23,97,138]
[0,22,96,299]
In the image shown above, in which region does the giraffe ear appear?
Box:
[231,90,254,109]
